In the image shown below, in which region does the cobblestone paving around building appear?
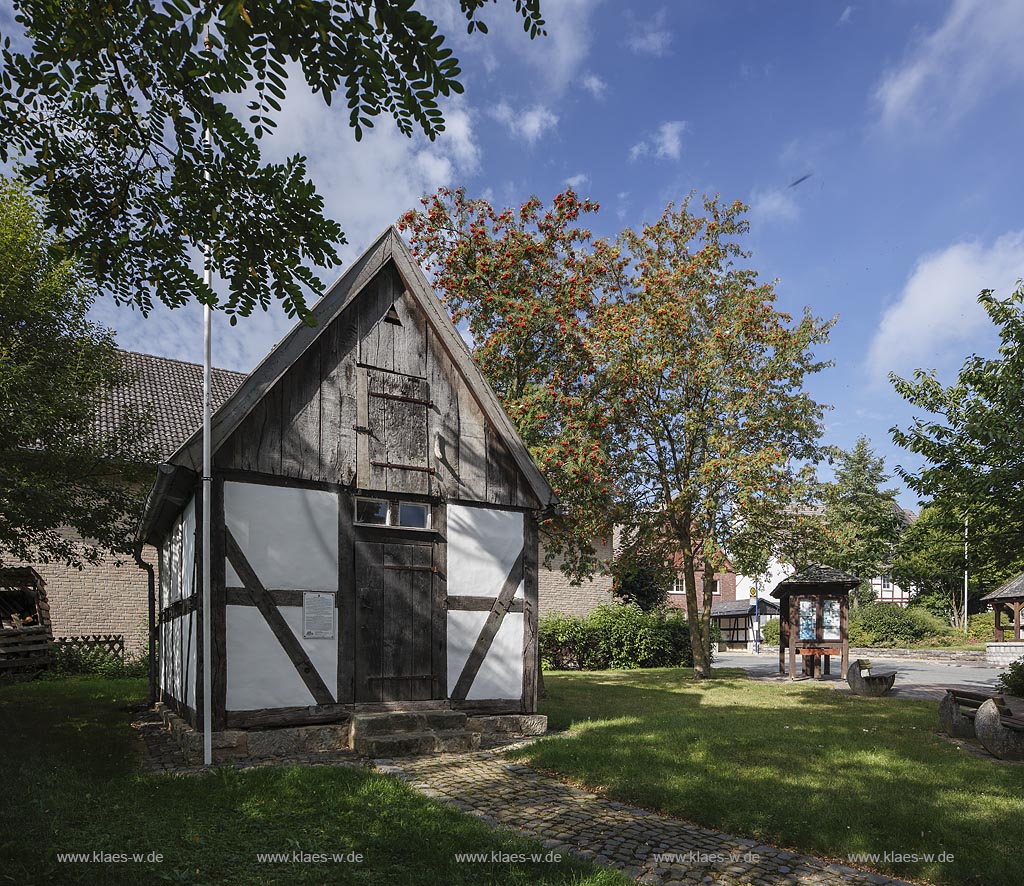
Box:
[378,747,916,886]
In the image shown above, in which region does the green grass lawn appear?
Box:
[514,668,1024,886]
[0,677,625,886]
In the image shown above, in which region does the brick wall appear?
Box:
[8,547,156,655]
[665,570,738,609]
[538,537,615,616]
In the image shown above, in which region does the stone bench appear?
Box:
[974,698,1024,761]
[846,658,896,697]
[938,689,1005,739]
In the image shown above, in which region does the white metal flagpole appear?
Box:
[963,513,969,638]
[201,120,214,767]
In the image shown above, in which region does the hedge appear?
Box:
[762,606,994,650]
[539,604,719,670]
[996,656,1024,697]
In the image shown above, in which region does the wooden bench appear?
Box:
[937,689,1005,739]
[847,658,896,696]
[974,697,1024,761]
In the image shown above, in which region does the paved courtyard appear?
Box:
[381,746,913,886]
[715,651,1000,700]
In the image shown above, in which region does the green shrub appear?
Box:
[996,656,1024,697]
[761,618,780,646]
[849,604,930,647]
[539,604,700,670]
[47,644,149,679]
[967,610,995,642]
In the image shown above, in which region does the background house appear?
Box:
[8,352,244,653]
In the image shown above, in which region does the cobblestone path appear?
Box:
[379,747,915,886]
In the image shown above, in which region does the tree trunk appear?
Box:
[700,558,717,674]
[677,541,708,679]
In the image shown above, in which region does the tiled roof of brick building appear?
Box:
[98,351,246,461]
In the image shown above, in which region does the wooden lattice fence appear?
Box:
[53,634,125,661]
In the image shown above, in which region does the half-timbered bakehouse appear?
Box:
[137,228,555,750]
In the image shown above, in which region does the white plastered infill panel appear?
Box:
[447,610,524,701]
[225,604,337,710]
[185,612,197,710]
[158,619,168,692]
[224,482,339,590]
[162,517,183,607]
[447,610,487,694]
[447,505,524,599]
[468,612,523,700]
[181,496,196,599]
[163,616,182,701]
[159,538,171,610]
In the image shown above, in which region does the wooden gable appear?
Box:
[175,228,552,511]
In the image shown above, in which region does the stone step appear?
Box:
[350,709,467,738]
[466,714,548,736]
[353,728,480,757]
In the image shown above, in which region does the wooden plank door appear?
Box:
[354,536,436,702]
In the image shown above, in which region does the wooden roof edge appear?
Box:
[770,564,863,598]
[0,565,46,589]
[137,463,198,546]
[169,227,394,470]
[388,229,556,510]
[981,572,1024,602]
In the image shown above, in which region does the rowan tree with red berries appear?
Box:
[597,196,833,676]
[400,188,624,578]
[402,190,834,676]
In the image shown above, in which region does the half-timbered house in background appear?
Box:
[137,228,555,750]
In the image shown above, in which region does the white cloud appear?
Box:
[866,231,1024,382]
[873,0,1024,129]
[749,188,800,225]
[488,101,558,145]
[629,120,687,162]
[581,73,607,99]
[449,0,600,95]
[627,9,672,56]
[652,121,685,159]
[564,173,590,190]
[838,5,853,25]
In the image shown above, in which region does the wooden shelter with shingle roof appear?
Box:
[981,573,1024,642]
[771,564,862,679]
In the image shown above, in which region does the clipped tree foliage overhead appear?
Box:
[0,0,545,322]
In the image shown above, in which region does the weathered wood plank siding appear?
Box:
[216,258,541,509]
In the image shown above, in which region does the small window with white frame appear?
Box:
[354,497,432,530]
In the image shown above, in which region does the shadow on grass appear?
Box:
[0,677,626,886]
[516,667,1023,886]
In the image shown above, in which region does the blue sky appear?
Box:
[84,0,1024,506]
